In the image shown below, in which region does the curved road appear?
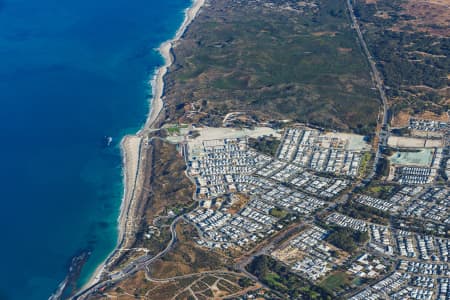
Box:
[72,216,181,299]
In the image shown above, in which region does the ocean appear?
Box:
[0,0,191,299]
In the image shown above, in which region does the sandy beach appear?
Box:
[141,0,205,133]
[118,136,141,240]
[77,135,142,293]
[76,0,206,296]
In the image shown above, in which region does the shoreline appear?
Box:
[76,135,142,294]
[75,0,205,296]
[140,0,205,134]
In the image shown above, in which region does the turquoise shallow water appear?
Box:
[0,0,191,299]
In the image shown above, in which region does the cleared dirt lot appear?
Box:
[387,136,443,148]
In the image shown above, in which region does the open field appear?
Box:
[387,136,443,148]
[391,110,450,127]
[320,271,351,294]
[112,138,195,268]
[247,255,333,299]
[323,132,371,150]
[164,0,381,133]
[88,270,251,300]
[185,126,280,157]
[88,220,253,299]
[143,139,194,221]
[399,0,450,36]
[148,221,227,278]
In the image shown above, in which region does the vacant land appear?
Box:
[137,139,196,255]
[88,270,251,300]
[142,139,194,224]
[248,135,281,156]
[247,255,334,299]
[391,110,450,127]
[353,0,450,122]
[112,138,195,268]
[148,221,227,278]
[387,136,443,148]
[164,0,380,133]
[320,271,351,294]
[90,220,253,299]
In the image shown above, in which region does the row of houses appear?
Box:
[354,194,399,212]
[400,186,450,224]
[409,119,448,132]
[350,270,449,300]
[273,226,340,282]
[327,213,450,262]
[184,136,353,250]
[189,137,350,200]
[395,166,435,185]
[355,186,449,225]
[277,127,367,176]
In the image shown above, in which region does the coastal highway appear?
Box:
[72,216,181,299]
[73,135,184,299]
[346,0,390,180]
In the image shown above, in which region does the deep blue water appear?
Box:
[0,0,191,299]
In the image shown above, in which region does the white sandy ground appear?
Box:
[323,132,371,151]
[77,0,206,294]
[387,136,443,148]
[121,136,141,220]
[182,126,281,160]
[186,126,280,147]
[166,126,281,144]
